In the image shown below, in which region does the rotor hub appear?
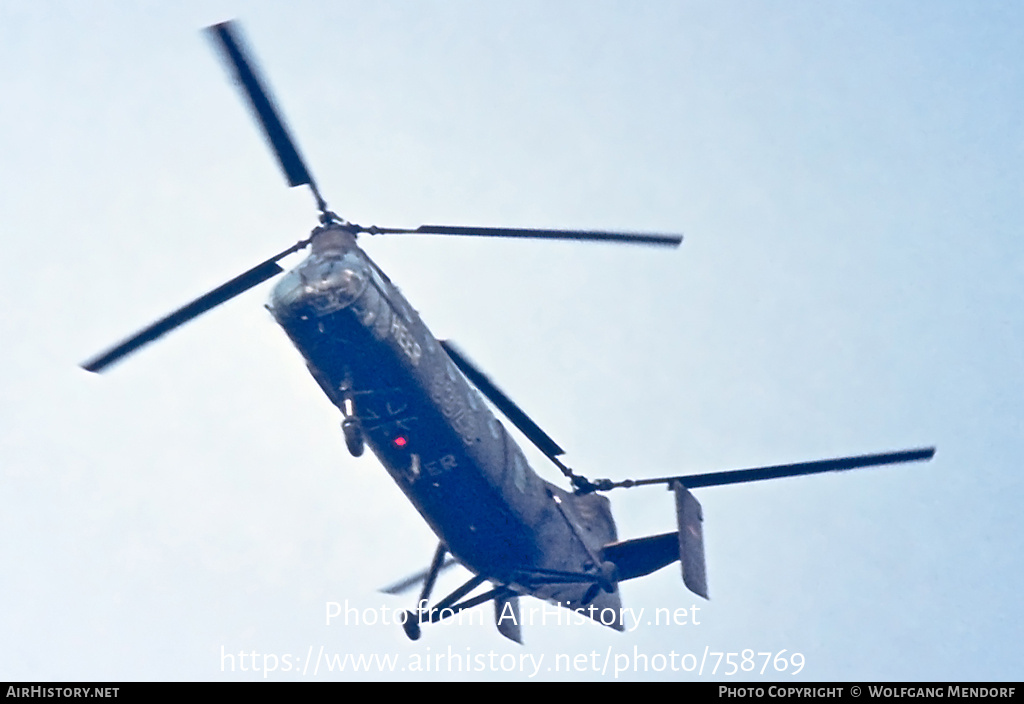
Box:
[310,224,359,257]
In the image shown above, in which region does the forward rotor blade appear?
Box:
[364,224,682,247]
[440,341,565,458]
[82,240,308,373]
[207,22,321,201]
[625,448,935,490]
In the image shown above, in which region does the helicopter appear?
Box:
[82,21,935,644]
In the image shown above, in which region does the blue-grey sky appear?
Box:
[1,1,1021,681]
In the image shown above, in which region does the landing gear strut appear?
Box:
[340,384,364,457]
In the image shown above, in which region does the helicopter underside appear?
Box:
[267,234,624,627]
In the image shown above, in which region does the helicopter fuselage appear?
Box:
[79,18,940,646]
[268,226,623,626]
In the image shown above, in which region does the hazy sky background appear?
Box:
[1,1,1021,681]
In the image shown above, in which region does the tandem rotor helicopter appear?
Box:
[83,21,935,644]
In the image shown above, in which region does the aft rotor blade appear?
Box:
[379,556,458,596]
[365,225,682,247]
[207,22,323,206]
[81,240,308,373]
[622,448,935,490]
[440,341,565,458]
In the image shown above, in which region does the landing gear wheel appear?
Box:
[342,418,364,457]
[402,612,421,641]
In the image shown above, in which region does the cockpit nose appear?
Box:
[269,226,369,318]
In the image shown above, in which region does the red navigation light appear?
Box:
[393,436,407,447]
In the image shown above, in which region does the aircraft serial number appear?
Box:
[389,316,422,366]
